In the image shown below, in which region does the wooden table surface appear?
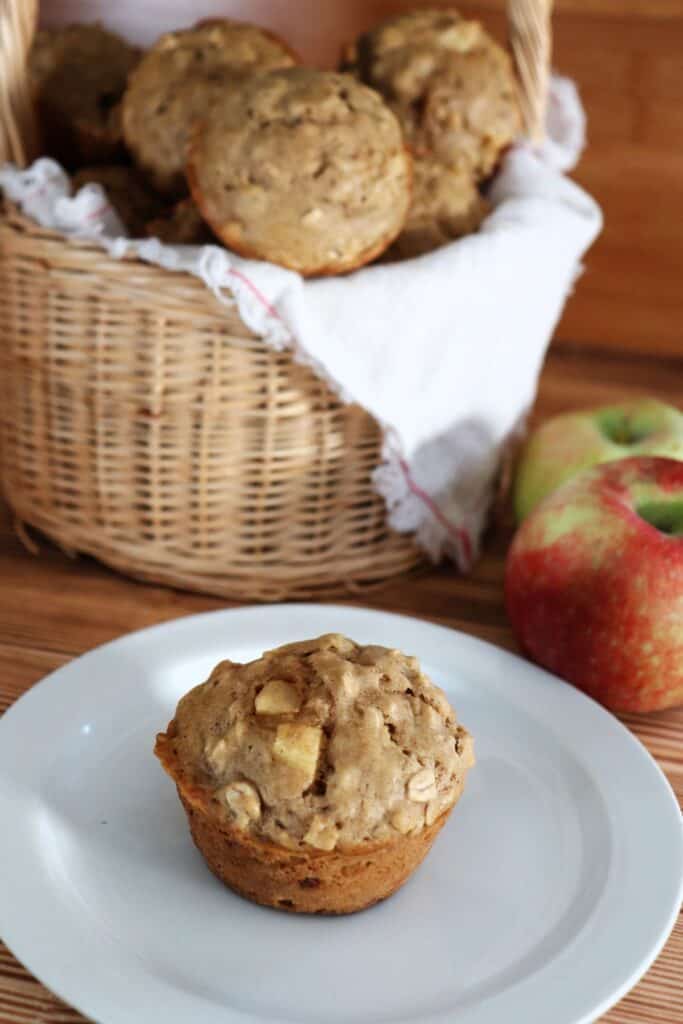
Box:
[4,4,683,1018]
[0,339,681,1023]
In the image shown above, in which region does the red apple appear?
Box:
[505,456,683,712]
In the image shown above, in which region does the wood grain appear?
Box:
[0,341,681,1023]
[551,9,683,357]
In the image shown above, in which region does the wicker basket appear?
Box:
[0,0,552,601]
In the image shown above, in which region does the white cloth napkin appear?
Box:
[0,75,602,569]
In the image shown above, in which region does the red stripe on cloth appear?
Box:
[85,202,112,221]
[397,457,473,567]
[224,267,473,566]
[228,267,288,328]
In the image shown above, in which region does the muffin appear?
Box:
[28,24,141,168]
[343,8,520,180]
[187,68,412,276]
[72,165,164,237]
[155,633,474,914]
[145,198,215,245]
[122,19,298,197]
[388,156,489,259]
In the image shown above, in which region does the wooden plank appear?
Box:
[0,644,70,713]
[550,10,683,357]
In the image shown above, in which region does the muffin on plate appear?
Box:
[122,19,298,197]
[28,23,141,168]
[71,165,164,237]
[187,68,412,275]
[343,7,520,180]
[155,633,474,914]
[387,155,489,259]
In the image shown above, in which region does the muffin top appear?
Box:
[187,68,412,275]
[388,155,488,259]
[122,19,297,196]
[158,634,474,852]
[29,24,140,164]
[344,7,520,178]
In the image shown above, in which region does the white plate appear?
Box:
[1,605,681,1024]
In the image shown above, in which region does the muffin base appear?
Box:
[178,788,453,914]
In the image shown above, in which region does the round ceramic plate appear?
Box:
[1,605,681,1024]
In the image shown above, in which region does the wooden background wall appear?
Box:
[42,0,683,360]
[520,0,683,360]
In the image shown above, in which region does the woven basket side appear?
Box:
[0,1,554,600]
[0,207,420,600]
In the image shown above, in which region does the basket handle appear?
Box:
[508,0,554,142]
[0,0,39,166]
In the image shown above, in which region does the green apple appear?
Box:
[514,398,683,522]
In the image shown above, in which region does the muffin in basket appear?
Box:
[71,165,165,237]
[145,198,214,245]
[155,633,474,914]
[187,68,412,275]
[343,8,520,178]
[343,7,519,255]
[122,19,298,197]
[386,155,489,260]
[28,23,141,168]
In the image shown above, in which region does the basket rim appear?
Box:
[0,197,266,326]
